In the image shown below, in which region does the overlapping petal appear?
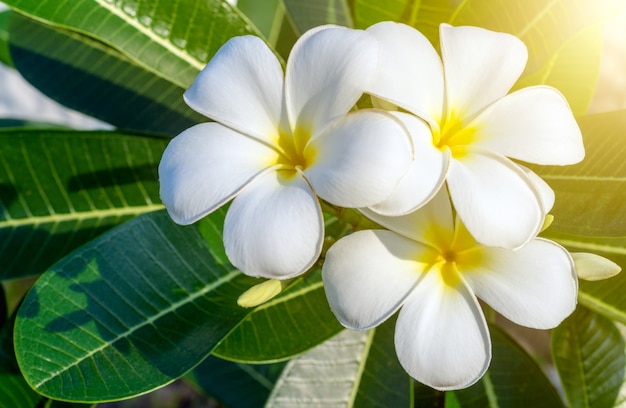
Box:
[395,268,491,390]
[368,112,448,215]
[184,35,284,144]
[471,86,584,165]
[440,24,527,122]
[285,25,379,135]
[447,149,544,249]
[365,22,444,122]
[518,164,555,213]
[223,171,323,279]
[158,123,276,224]
[463,239,577,329]
[322,230,435,330]
[304,110,412,209]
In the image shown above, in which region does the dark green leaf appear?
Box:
[283,0,353,35]
[237,0,284,45]
[552,306,625,408]
[266,317,412,407]
[3,0,262,89]
[0,129,166,281]
[9,14,203,136]
[186,356,286,408]
[0,374,41,408]
[451,324,564,407]
[0,10,12,67]
[0,285,6,329]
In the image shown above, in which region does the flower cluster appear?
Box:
[159,22,587,390]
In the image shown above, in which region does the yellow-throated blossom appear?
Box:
[322,188,577,390]
[364,22,585,249]
[159,26,412,279]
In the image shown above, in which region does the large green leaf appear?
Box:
[0,10,12,67]
[353,0,458,45]
[0,129,165,281]
[186,356,287,408]
[552,306,625,408]
[0,374,41,408]
[537,110,626,237]
[451,324,564,407]
[283,0,353,35]
[2,0,261,89]
[8,14,203,136]
[14,209,345,401]
[237,0,284,46]
[0,285,5,329]
[265,319,411,407]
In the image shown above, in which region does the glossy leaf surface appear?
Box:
[552,306,625,408]
[0,129,165,281]
[2,0,261,88]
[284,0,353,35]
[0,10,11,67]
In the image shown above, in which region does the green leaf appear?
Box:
[9,14,203,136]
[353,0,457,46]
[211,270,343,363]
[14,209,343,401]
[0,285,5,329]
[2,0,262,89]
[0,10,12,67]
[552,306,625,408]
[536,110,626,237]
[186,356,286,408]
[265,318,412,407]
[0,129,165,281]
[0,374,41,408]
[237,0,284,46]
[283,0,353,35]
[451,324,564,407]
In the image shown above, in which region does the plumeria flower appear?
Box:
[159,26,413,279]
[322,188,577,390]
[364,22,585,249]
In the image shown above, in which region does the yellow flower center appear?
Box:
[270,126,317,176]
[432,111,477,159]
[432,221,483,289]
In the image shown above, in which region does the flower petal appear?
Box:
[447,149,543,249]
[440,24,527,121]
[223,170,323,279]
[471,86,584,165]
[395,267,491,390]
[361,186,455,249]
[184,35,283,144]
[518,164,555,213]
[285,25,378,134]
[304,110,412,208]
[159,123,275,224]
[462,238,577,329]
[366,22,444,123]
[322,230,435,330]
[368,112,448,215]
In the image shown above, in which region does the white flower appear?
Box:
[322,188,577,390]
[365,22,585,249]
[158,26,413,279]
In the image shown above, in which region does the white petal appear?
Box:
[158,123,275,224]
[369,112,448,215]
[366,22,444,123]
[573,252,622,281]
[223,171,323,279]
[518,164,555,213]
[470,86,584,165]
[447,149,543,249]
[322,230,435,330]
[362,186,455,249]
[463,239,577,329]
[184,36,283,144]
[395,267,491,390]
[440,24,527,121]
[304,110,412,208]
[285,25,378,134]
